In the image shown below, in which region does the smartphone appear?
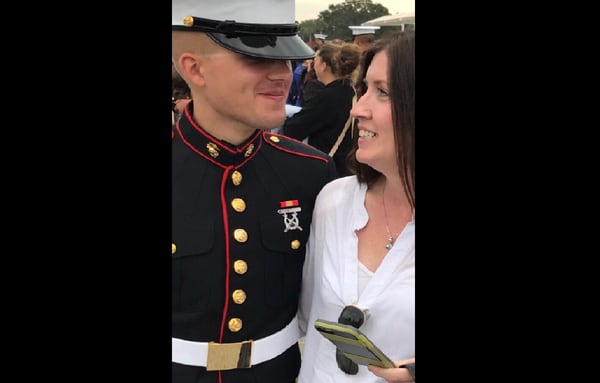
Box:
[313,318,395,368]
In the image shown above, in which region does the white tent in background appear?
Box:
[361,11,415,27]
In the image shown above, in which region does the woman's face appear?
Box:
[313,53,326,81]
[350,50,395,174]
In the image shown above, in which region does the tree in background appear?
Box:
[298,18,328,41]
[298,0,390,42]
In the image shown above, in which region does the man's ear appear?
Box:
[178,53,207,87]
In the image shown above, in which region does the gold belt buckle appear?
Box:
[206,340,253,371]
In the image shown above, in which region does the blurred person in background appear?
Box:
[172,63,191,127]
[282,41,361,176]
[348,25,380,53]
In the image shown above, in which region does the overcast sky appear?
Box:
[295,0,415,22]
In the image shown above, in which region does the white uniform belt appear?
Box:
[172,316,300,369]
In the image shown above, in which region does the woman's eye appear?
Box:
[376,88,389,97]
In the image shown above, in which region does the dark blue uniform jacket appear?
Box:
[172,103,337,383]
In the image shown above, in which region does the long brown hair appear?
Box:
[347,31,415,211]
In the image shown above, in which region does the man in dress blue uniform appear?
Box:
[171,1,338,382]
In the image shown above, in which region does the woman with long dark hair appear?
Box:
[298,31,415,383]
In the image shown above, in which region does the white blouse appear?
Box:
[298,175,415,383]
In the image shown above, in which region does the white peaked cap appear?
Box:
[313,33,328,40]
[172,0,315,60]
[348,25,381,36]
[173,0,296,26]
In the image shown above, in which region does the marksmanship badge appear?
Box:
[278,200,303,232]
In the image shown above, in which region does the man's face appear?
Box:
[199,47,293,132]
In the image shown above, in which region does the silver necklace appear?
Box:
[382,184,394,250]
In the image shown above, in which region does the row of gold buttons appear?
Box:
[229,170,245,332]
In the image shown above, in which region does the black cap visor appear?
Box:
[207,33,315,60]
[172,17,315,60]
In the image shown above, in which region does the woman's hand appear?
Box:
[367,357,415,382]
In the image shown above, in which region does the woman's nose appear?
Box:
[351,94,371,119]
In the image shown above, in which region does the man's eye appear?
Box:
[244,57,268,64]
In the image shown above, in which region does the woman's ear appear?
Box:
[316,59,326,73]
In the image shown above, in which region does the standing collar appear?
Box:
[174,103,262,168]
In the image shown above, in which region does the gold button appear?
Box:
[232,289,247,304]
[228,318,242,332]
[183,16,193,27]
[172,243,176,254]
[291,240,301,250]
[269,136,280,143]
[234,229,248,243]
[231,171,242,186]
[233,260,248,274]
[231,198,246,213]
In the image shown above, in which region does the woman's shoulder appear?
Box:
[318,176,362,201]
[325,79,356,97]
[314,176,367,225]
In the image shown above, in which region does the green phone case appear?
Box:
[313,318,395,368]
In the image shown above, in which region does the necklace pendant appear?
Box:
[385,236,394,250]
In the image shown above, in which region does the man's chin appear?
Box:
[256,115,286,131]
